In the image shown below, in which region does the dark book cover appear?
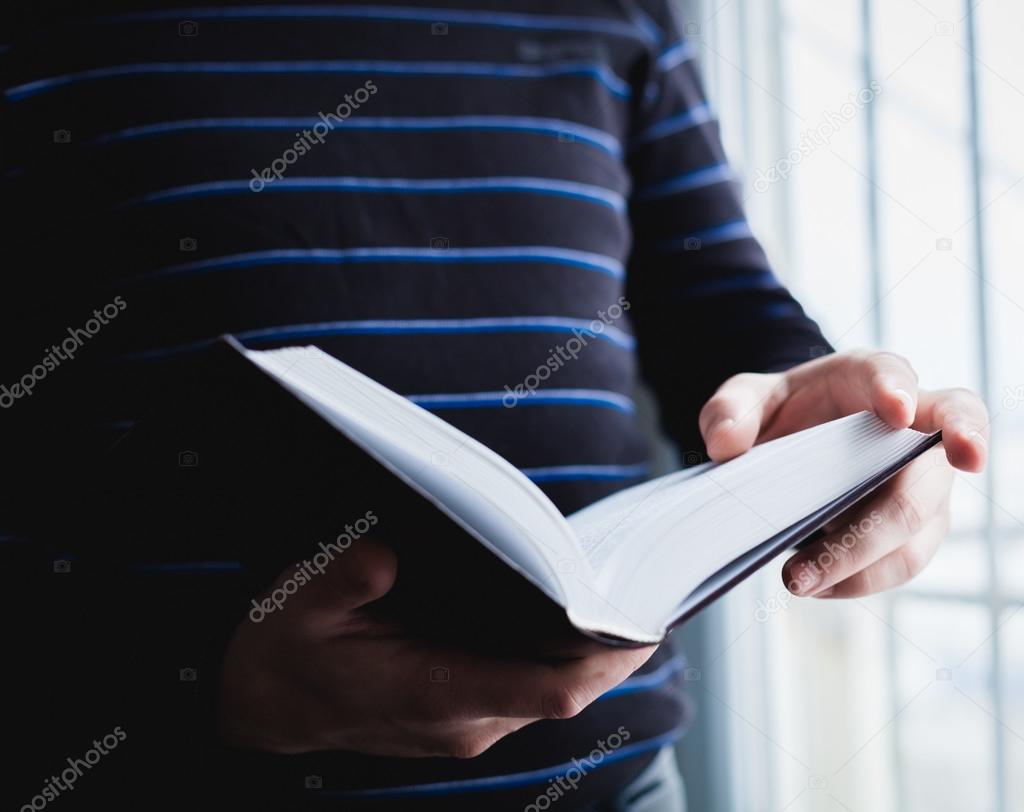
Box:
[31,336,575,653]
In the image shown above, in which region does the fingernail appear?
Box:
[814,587,835,598]
[893,388,914,413]
[950,419,987,451]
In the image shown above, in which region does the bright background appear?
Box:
[668,2,1024,810]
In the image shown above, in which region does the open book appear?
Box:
[234,339,940,645]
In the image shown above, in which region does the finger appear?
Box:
[914,388,989,472]
[699,372,787,461]
[448,644,656,720]
[812,519,946,598]
[833,351,918,428]
[782,448,951,596]
[267,537,398,635]
[420,717,541,760]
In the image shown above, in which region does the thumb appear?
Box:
[264,537,397,635]
[698,372,786,461]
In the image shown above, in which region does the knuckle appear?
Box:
[889,489,926,537]
[950,387,988,418]
[835,533,868,569]
[828,566,871,598]
[541,685,586,720]
[871,350,911,369]
[732,371,765,386]
[824,525,869,571]
[844,348,873,368]
[839,353,869,379]
[848,566,878,596]
[871,350,916,379]
[895,543,929,583]
[715,372,763,398]
[949,386,978,402]
[448,735,494,760]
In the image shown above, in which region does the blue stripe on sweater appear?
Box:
[131,247,625,283]
[322,729,682,798]
[656,41,696,72]
[94,114,622,155]
[634,162,734,201]
[115,317,637,362]
[656,219,753,252]
[100,5,654,44]
[630,102,715,149]
[410,389,636,414]
[601,655,685,698]
[5,59,631,102]
[121,176,626,213]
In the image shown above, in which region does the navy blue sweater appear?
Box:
[1,2,827,808]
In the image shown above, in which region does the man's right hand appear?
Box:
[217,539,655,757]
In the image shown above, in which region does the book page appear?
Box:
[567,462,713,572]
[570,413,933,636]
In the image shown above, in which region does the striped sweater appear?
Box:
[0,1,827,808]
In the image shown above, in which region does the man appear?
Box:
[2,2,986,810]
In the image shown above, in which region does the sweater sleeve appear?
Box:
[625,0,833,456]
